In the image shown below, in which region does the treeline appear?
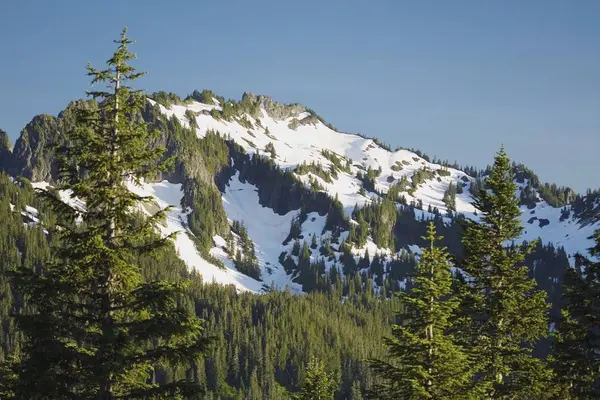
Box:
[0,29,598,399]
[0,171,397,399]
[369,149,600,399]
[0,31,395,399]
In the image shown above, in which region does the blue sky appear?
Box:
[1,1,598,192]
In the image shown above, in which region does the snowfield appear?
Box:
[20,96,599,293]
[127,180,270,293]
[114,98,600,291]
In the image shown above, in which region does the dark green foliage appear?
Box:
[0,173,52,367]
[184,108,197,127]
[386,176,410,201]
[321,150,351,174]
[297,161,334,183]
[293,358,338,400]
[231,220,261,280]
[457,147,554,399]
[323,194,348,233]
[284,212,304,245]
[513,163,575,207]
[370,223,475,399]
[265,141,277,159]
[192,282,396,399]
[288,119,299,130]
[0,173,399,399]
[233,151,333,217]
[371,138,391,151]
[161,125,230,260]
[348,213,369,248]
[0,129,14,173]
[551,226,600,399]
[186,89,220,105]
[436,167,451,177]
[8,29,211,399]
[409,167,436,195]
[339,242,358,276]
[311,234,318,250]
[571,188,600,222]
[352,198,396,250]
[209,95,261,123]
[308,175,326,192]
[356,166,381,193]
[519,181,538,207]
[469,177,484,198]
[442,182,457,211]
[0,46,596,400]
[390,161,403,172]
[242,137,256,148]
[238,116,254,130]
[149,90,183,108]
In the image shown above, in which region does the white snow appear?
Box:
[30,181,50,190]
[11,96,598,296]
[519,201,597,262]
[150,97,599,272]
[127,179,267,293]
[220,174,303,293]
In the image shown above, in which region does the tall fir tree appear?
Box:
[551,224,600,399]
[369,222,475,400]
[457,146,553,399]
[293,358,338,400]
[7,29,211,399]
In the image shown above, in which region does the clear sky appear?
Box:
[1,0,598,192]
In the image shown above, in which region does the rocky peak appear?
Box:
[241,92,306,120]
[12,114,61,182]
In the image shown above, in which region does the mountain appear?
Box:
[2,89,599,298]
[2,89,599,397]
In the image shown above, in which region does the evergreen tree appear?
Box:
[265,141,277,159]
[442,182,457,211]
[457,147,553,399]
[293,358,338,400]
[7,29,211,399]
[369,222,475,399]
[551,224,600,399]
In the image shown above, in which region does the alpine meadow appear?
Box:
[0,28,598,400]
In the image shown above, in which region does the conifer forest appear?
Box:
[0,28,598,400]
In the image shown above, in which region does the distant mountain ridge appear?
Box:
[1,89,599,297]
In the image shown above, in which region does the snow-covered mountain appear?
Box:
[3,91,599,295]
[130,93,600,292]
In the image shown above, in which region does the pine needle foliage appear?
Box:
[293,358,338,400]
[369,222,475,400]
[457,146,553,399]
[7,28,212,399]
[551,223,600,399]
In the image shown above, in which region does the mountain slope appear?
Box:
[147,92,597,290]
[2,90,599,295]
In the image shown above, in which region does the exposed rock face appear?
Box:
[11,100,94,183]
[12,114,61,182]
[241,92,305,120]
[142,101,214,186]
[0,129,14,174]
[298,114,320,126]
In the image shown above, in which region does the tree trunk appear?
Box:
[99,65,120,400]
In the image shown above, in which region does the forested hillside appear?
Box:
[0,172,394,399]
[0,30,599,399]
